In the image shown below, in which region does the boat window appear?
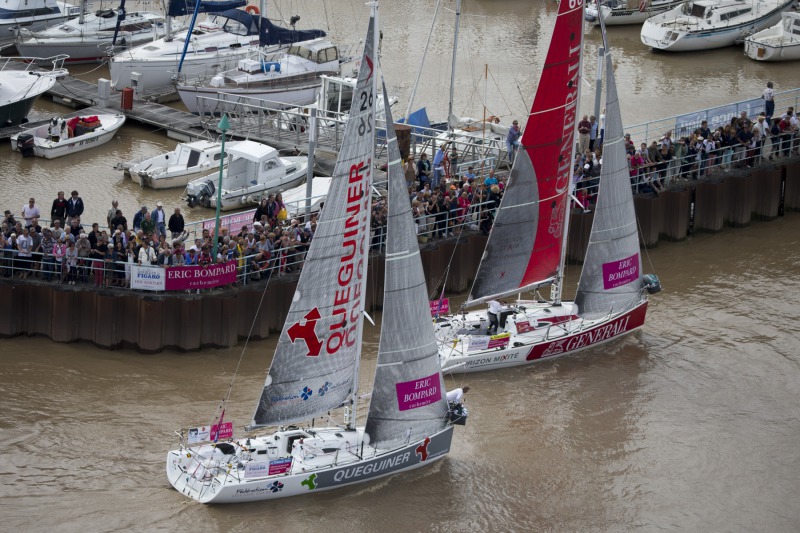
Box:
[319,47,338,63]
[143,46,159,51]
[288,45,301,56]
[213,153,228,161]
[264,159,279,171]
[0,7,58,19]
[690,4,705,17]
[187,150,201,168]
[222,19,249,36]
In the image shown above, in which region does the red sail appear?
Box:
[519,0,583,287]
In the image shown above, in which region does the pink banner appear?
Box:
[602,253,640,290]
[487,335,510,349]
[202,209,257,233]
[210,421,233,441]
[395,373,442,411]
[268,458,293,475]
[429,298,450,316]
[165,261,237,290]
[516,320,535,333]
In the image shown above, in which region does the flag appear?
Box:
[211,409,225,442]
[639,0,649,12]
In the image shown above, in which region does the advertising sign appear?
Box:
[187,425,210,444]
[467,333,511,352]
[244,462,269,479]
[165,261,237,290]
[515,320,535,333]
[429,298,450,316]
[202,209,257,233]
[130,265,166,291]
[395,373,442,411]
[268,458,293,475]
[210,421,233,441]
[602,253,639,290]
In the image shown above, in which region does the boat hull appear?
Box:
[438,300,648,374]
[641,4,790,51]
[177,83,321,115]
[166,425,453,504]
[10,114,126,159]
[0,94,39,127]
[585,1,684,26]
[17,34,159,65]
[744,39,800,60]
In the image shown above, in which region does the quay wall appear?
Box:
[1,163,799,353]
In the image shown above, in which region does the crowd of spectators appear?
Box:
[571,106,800,209]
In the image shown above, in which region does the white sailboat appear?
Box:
[0,0,80,47]
[166,4,460,503]
[744,11,800,61]
[434,0,660,374]
[584,0,686,26]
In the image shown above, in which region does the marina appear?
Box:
[1,0,800,530]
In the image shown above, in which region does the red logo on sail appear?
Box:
[287,308,323,357]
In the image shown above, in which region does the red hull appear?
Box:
[526,301,648,361]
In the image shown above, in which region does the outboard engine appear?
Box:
[16,133,35,157]
[643,273,662,294]
[447,402,468,426]
[186,179,215,208]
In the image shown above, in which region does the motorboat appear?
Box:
[110,8,325,93]
[11,113,126,159]
[584,0,685,26]
[282,176,332,217]
[640,0,796,52]
[15,8,173,64]
[744,10,800,60]
[0,54,67,127]
[176,38,341,115]
[0,0,80,47]
[127,138,241,189]
[184,139,308,211]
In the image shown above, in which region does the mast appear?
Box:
[347,0,379,431]
[551,2,587,307]
[446,0,461,131]
[404,0,441,122]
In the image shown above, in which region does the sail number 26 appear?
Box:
[358,90,374,137]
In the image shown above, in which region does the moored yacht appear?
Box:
[585,0,685,26]
[744,10,800,60]
[640,0,796,52]
[0,54,67,126]
[0,0,80,47]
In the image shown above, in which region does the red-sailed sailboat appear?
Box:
[435,0,661,373]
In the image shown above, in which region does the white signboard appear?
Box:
[244,462,269,479]
[130,265,166,291]
[187,425,210,444]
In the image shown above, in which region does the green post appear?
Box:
[212,114,230,261]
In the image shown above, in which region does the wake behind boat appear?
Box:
[640,0,797,51]
[744,10,800,60]
[11,113,126,159]
[434,0,660,374]
[166,3,462,504]
[584,0,685,26]
[176,37,342,114]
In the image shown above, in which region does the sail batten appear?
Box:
[574,51,643,320]
[364,78,448,449]
[468,0,583,303]
[251,15,377,427]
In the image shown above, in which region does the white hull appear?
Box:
[177,83,320,115]
[166,425,453,504]
[641,1,794,51]
[744,11,800,60]
[129,140,241,189]
[436,300,649,374]
[585,0,685,26]
[11,113,125,159]
[0,1,77,46]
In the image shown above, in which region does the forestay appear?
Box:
[364,79,448,449]
[252,15,376,427]
[574,52,642,320]
[467,0,584,306]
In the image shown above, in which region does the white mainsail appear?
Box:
[364,79,449,449]
[252,14,377,427]
[574,51,643,320]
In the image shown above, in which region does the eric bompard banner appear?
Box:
[131,262,238,291]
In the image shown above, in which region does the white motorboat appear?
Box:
[184,139,308,211]
[584,0,686,26]
[110,7,326,93]
[640,0,796,52]
[127,138,241,189]
[0,54,67,126]
[166,5,461,504]
[176,38,341,115]
[0,0,80,46]
[283,176,332,217]
[15,8,173,64]
[11,113,125,159]
[434,0,660,374]
[744,10,800,60]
